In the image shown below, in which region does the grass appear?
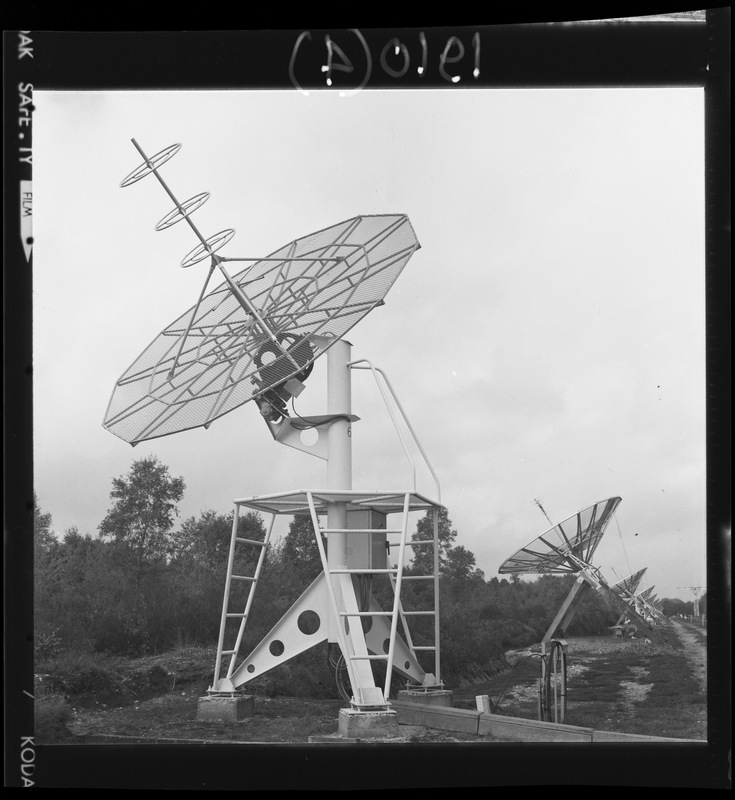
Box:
[450,633,706,741]
[36,649,128,695]
[34,626,708,743]
[34,690,74,743]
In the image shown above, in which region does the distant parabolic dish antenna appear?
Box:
[104,140,444,718]
[499,498,665,643]
[611,568,647,598]
[499,497,620,576]
[610,568,664,628]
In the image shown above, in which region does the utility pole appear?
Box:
[678,586,704,617]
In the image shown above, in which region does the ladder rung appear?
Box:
[329,568,397,575]
[402,611,436,616]
[340,611,393,616]
[220,650,237,655]
[226,612,248,618]
[388,540,435,547]
[321,528,403,534]
[349,654,388,661]
[236,537,266,546]
[412,646,436,651]
[400,575,435,580]
[231,575,255,582]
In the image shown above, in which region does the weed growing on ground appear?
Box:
[37,650,128,697]
[34,689,74,743]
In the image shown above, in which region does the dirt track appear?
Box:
[670,619,707,691]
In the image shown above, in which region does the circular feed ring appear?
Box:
[155,192,211,231]
[498,497,622,575]
[120,143,182,188]
[181,229,237,268]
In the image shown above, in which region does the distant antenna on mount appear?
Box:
[499,498,665,642]
[611,568,647,598]
[611,568,669,628]
[678,586,704,617]
[106,138,445,724]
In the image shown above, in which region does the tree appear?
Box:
[661,597,690,618]
[171,509,234,567]
[280,514,324,582]
[33,492,56,553]
[408,506,458,576]
[34,495,63,656]
[172,508,269,571]
[166,509,274,648]
[444,544,484,581]
[98,456,185,565]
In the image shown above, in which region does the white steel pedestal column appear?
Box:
[326,340,388,711]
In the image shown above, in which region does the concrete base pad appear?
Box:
[196,694,255,723]
[397,689,454,707]
[338,708,400,739]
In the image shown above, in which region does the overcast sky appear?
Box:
[32,87,706,603]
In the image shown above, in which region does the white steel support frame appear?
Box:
[211,510,277,691]
[306,490,416,707]
[544,554,661,643]
[208,340,443,709]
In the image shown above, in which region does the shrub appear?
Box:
[34,689,73,742]
[35,648,125,696]
[34,628,63,662]
[246,648,341,699]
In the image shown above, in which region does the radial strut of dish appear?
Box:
[103,215,420,444]
[498,497,622,575]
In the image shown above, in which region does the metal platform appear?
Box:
[233,488,441,517]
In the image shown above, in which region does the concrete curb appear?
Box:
[391,698,701,743]
[391,699,482,734]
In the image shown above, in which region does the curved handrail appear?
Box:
[348,358,441,504]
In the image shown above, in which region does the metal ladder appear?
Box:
[307,492,440,706]
[387,524,441,679]
[210,508,276,692]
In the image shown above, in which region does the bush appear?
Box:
[247,648,339,699]
[34,628,63,662]
[35,648,125,696]
[34,689,73,742]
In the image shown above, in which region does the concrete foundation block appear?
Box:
[397,689,454,708]
[338,708,400,739]
[196,694,255,723]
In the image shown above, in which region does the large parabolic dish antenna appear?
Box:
[103,141,420,445]
[498,497,622,575]
[103,214,419,444]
